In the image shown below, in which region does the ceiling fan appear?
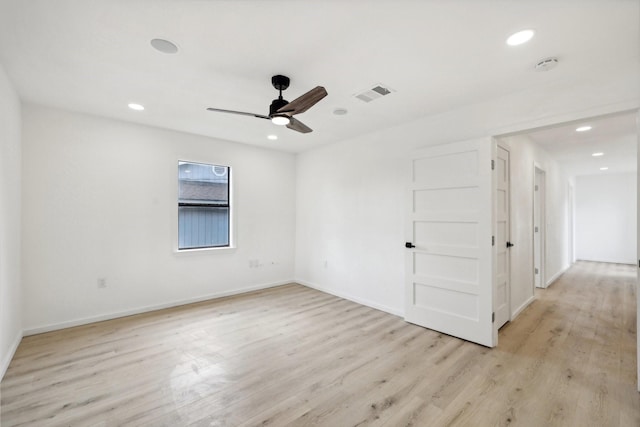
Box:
[207,75,327,134]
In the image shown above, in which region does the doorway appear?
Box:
[492,108,638,388]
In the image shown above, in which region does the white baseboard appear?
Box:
[575,258,635,266]
[23,280,292,336]
[1,330,23,381]
[296,279,403,318]
[511,295,536,322]
[546,265,569,288]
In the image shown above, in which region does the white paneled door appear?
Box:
[405,138,495,347]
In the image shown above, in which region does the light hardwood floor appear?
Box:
[1,261,639,426]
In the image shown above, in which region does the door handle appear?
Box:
[506,241,515,248]
[405,242,416,249]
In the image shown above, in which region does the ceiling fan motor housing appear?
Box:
[269,98,289,116]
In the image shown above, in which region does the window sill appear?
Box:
[174,246,237,256]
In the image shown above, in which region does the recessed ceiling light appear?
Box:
[267,135,278,140]
[576,125,592,132]
[150,38,179,54]
[592,152,604,157]
[506,29,535,46]
[128,103,145,111]
[600,167,609,171]
[333,108,348,115]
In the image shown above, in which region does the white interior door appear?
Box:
[405,138,495,347]
[494,146,511,329]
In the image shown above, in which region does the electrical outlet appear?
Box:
[97,278,107,288]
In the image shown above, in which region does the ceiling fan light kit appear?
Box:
[207,75,327,134]
[271,115,290,125]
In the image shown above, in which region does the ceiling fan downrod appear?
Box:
[270,75,290,116]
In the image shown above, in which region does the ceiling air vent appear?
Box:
[534,57,559,72]
[354,84,395,103]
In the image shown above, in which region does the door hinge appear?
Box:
[535,226,539,233]
[492,236,495,246]
[535,185,539,191]
[492,312,495,323]
[535,268,539,274]
[491,160,495,170]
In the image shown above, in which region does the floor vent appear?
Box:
[354,84,394,103]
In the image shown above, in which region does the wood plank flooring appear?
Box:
[1,261,639,426]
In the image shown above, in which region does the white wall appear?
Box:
[575,173,637,264]
[296,130,571,318]
[21,104,296,333]
[0,63,22,380]
[294,64,624,317]
[499,135,571,315]
[295,133,406,315]
[544,155,573,282]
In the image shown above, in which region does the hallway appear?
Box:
[497,261,638,425]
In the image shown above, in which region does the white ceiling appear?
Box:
[0,0,637,153]
[524,111,637,178]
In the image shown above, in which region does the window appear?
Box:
[178,161,230,250]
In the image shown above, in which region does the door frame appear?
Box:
[533,164,546,288]
[488,104,639,389]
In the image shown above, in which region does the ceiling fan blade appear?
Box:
[276,86,327,116]
[286,117,313,134]
[206,107,270,120]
